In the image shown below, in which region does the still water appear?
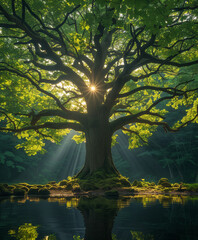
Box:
[0,195,198,240]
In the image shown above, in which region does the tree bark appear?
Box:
[77,106,119,179]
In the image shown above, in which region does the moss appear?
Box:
[59,180,68,186]
[36,185,45,188]
[13,188,26,196]
[28,187,39,195]
[118,177,131,187]
[65,183,73,190]
[17,183,30,187]
[185,183,198,192]
[20,186,29,192]
[7,185,16,191]
[132,180,143,187]
[173,183,180,187]
[158,178,171,187]
[48,186,58,190]
[38,188,50,195]
[48,181,57,185]
[80,181,99,191]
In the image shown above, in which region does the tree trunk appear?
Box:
[77,108,119,178]
[78,198,118,240]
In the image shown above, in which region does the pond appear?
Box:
[0,195,198,240]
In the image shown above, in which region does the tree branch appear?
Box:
[0,121,84,132]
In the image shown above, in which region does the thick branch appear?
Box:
[30,109,86,125]
[0,121,84,132]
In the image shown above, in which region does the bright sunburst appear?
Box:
[90,85,96,92]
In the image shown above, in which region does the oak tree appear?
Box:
[0,0,198,178]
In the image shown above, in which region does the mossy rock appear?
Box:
[173,183,180,187]
[158,178,169,184]
[59,180,68,186]
[65,183,73,190]
[20,186,29,192]
[13,188,26,196]
[132,180,143,187]
[104,190,119,198]
[158,178,171,187]
[38,188,50,195]
[36,185,44,188]
[28,187,39,195]
[18,183,30,187]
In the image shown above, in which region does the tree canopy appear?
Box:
[0,0,198,175]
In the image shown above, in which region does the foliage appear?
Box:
[8,223,39,240]
[73,236,84,240]
[0,0,197,157]
[131,231,154,240]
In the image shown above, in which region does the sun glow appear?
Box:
[90,85,96,92]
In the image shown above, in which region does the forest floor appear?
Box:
[49,187,198,198]
[1,177,198,198]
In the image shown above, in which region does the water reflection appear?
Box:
[1,195,198,240]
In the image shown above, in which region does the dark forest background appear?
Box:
[0,106,198,184]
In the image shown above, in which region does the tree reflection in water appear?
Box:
[7,195,198,240]
[77,197,120,240]
[8,197,130,240]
